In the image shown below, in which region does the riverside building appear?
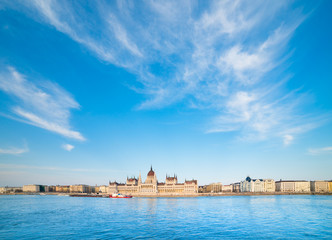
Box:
[70,184,90,193]
[275,180,310,193]
[203,183,223,193]
[222,185,232,192]
[310,181,332,193]
[0,187,22,193]
[231,182,241,193]
[99,185,108,193]
[108,166,198,195]
[240,177,276,192]
[56,185,70,193]
[23,185,49,192]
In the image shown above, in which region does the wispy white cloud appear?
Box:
[0,67,85,141]
[107,15,143,58]
[283,135,294,146]
[0,146,29,155]
[6,0,323,143]
[21,0,144,69]
[308,147,332,155]
[62,144,74,152]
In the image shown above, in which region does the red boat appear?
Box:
[110,193,133,198]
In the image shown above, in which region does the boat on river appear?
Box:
[110,193,133,198]
[70,194,104,198]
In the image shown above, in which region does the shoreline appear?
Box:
[1,192,332,197]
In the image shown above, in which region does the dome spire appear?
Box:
[147,166,155,177]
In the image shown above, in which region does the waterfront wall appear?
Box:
[4,178,332,195]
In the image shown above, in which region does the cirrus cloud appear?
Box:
[308,147,332,155]
[0,146,29,155]
[4,0,325,144]
[0,67,85,141]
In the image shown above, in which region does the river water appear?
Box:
[0,195,331,239]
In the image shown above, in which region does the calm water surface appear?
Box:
[0,195,331,239]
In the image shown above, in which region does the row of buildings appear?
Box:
[1,167,198,195]
[19,184,109,194]
[201,177,332,193]
[0,184,109,194]
[1,169,331,194]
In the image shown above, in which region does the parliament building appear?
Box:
[109,166,198,195]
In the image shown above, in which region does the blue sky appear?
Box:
[0,0,331,186]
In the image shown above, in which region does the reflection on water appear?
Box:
[0,195,331,239]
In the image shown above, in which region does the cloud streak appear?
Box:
[0,146,29,155]
[62,144,74,152]
[7,0,323,143]
[0,67,85,141]
[308,147,332,155]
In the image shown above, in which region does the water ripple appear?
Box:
[0,195,331,239]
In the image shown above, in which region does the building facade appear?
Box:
[275,180,310,193]
[264,179,276,192]
[222,185,232,192]
[55,185,70,193]
[240,177,275,192]
[23,185,40,192]
[109,167,198,195]
[0,187,22,193]
[310,181,331,193]
[99,185,108,193]
[204,183,223,193]
[240,177,264,192]
[231,182,240,193]
[70,184,90,193]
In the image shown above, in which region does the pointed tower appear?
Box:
[138,171,142,185]
[154,171,157,183]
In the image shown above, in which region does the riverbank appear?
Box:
[1,192,332,197]
[131,192,332,197]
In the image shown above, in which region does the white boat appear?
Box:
[110,193,133,198]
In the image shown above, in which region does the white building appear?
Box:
[240,177,275,192]
[264,179,276,192]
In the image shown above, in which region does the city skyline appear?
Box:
[0,1,332,186]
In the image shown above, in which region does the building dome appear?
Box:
[147,166,155,176]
